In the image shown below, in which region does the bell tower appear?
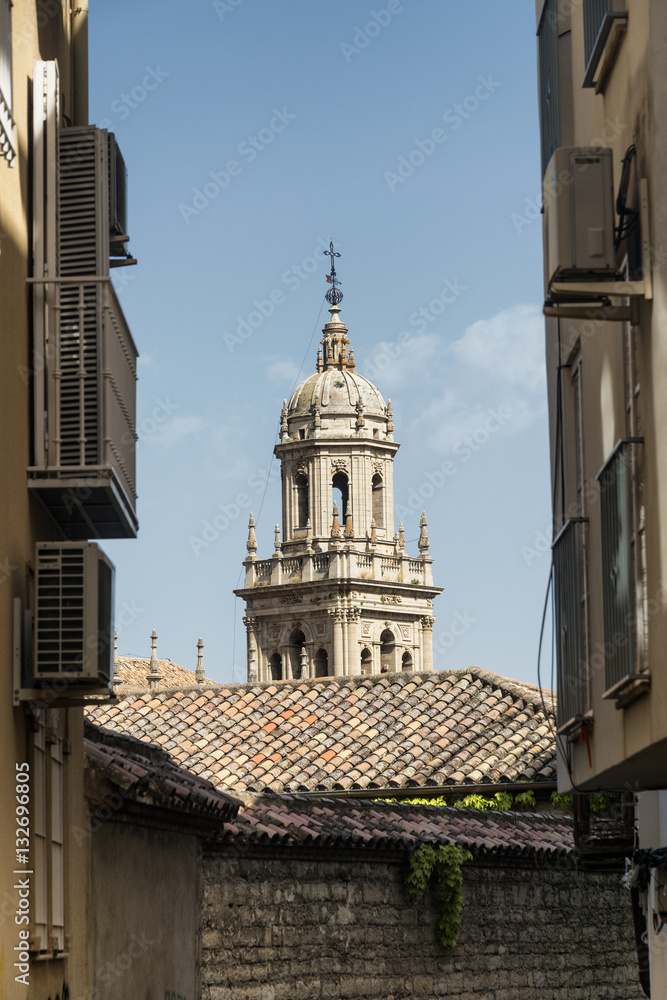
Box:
[235,244,442,682]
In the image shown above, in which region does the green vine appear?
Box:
[406,844,472,952]
[550,791,611,814]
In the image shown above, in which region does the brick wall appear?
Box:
[201,851,643,1000]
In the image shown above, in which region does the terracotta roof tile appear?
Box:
[87,667,557,795]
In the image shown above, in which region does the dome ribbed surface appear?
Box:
[288,368,385,419]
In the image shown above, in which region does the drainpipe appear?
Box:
[72,1,89,125]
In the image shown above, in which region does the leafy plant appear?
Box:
[513,790,536,810]
[550,790,611,814]
[406,844,472,952]
[454,791,514,811]
[550,791,573,810]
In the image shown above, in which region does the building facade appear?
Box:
[535,1,667,993]
[235,296,441,682]
[0,3,138,996]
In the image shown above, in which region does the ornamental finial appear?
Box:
[418,511,430,554]
[247,513,258,557]
[324,240,343,305]
[195,638,205,683]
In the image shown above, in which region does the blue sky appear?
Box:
[90,1,553,687]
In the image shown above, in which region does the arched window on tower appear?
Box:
[295,473,309,528]
[372,473,384,528]
[332,471,349,522]
[402,650,413,672]
[380,629,395,673]
[270,652,282,681]
[314,648,328,677]
[360,647,372,674]
[288,629,306,677]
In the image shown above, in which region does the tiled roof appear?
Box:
[87,668,556,795]
[84,720,239,821]
[221,795,573,859]
[113,656,214,691]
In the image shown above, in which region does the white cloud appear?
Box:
[142,414,204,448]
[411,303,546,453]
[358,333,440,392]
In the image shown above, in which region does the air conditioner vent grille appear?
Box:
[35,548,86,674]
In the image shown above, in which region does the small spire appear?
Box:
[355,399,365,430]
[386,400,394,435]
[299,646,308,679]
[305,517,313,552]
[112,630,121,689]
[348,347,355,369]
[370,518,377,546]
[195,637,205,683]
[246,513,258,557]
[398,522,405,551]
[274,523,281,555]
[418,511,430,554]
[344,501,354,538]
[316,347,324,373]
[280,400,289,441]
[331,501,341,543]
[147,629,162,691]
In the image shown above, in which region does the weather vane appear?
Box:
[324,240,343,305]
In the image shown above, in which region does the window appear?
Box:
[269,652,282,681]
[314,648,328,677]
[596,439,644,695]
[553,518,589,729]
[288,629,305,678]
[295,473,309,528]
[372,473,384,529]
[332,471,349,523]
[401,651,413,671]
[537,0,561,175]
[360,647,372,674]
[582,0,626,88]
[380,629,395,673]
[32,710,66,956]
[0,0,16,165]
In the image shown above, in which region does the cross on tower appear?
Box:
[324,240,343,305]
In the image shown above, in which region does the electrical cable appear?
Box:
[231,295,327,683]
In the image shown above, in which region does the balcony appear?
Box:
[28,277,138,539]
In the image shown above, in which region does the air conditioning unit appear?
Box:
[544,147,617,290]
[32,542,115,687]
[108,132,129,251]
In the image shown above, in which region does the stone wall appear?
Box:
[202,851,643,1000]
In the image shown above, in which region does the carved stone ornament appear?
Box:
[315,620,327,635]
[372,460,383,475]
[295,460,307,477]
[361,622,372,637]
[243,616,258,630]
[420,615,436,630]
[331,458,348,473]
[269,623,281,640]
[380,594,402,605]
[400,625,411,640]
[280,594,303,605]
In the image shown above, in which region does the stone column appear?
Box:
[332,609,345,676]
[243,616,258,683]
[347,608,360,676]
[421,616,435,672]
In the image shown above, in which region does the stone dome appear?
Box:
[287,368,386,419]
[279,303,394,441]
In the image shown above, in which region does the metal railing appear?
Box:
[553,518,589,729]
